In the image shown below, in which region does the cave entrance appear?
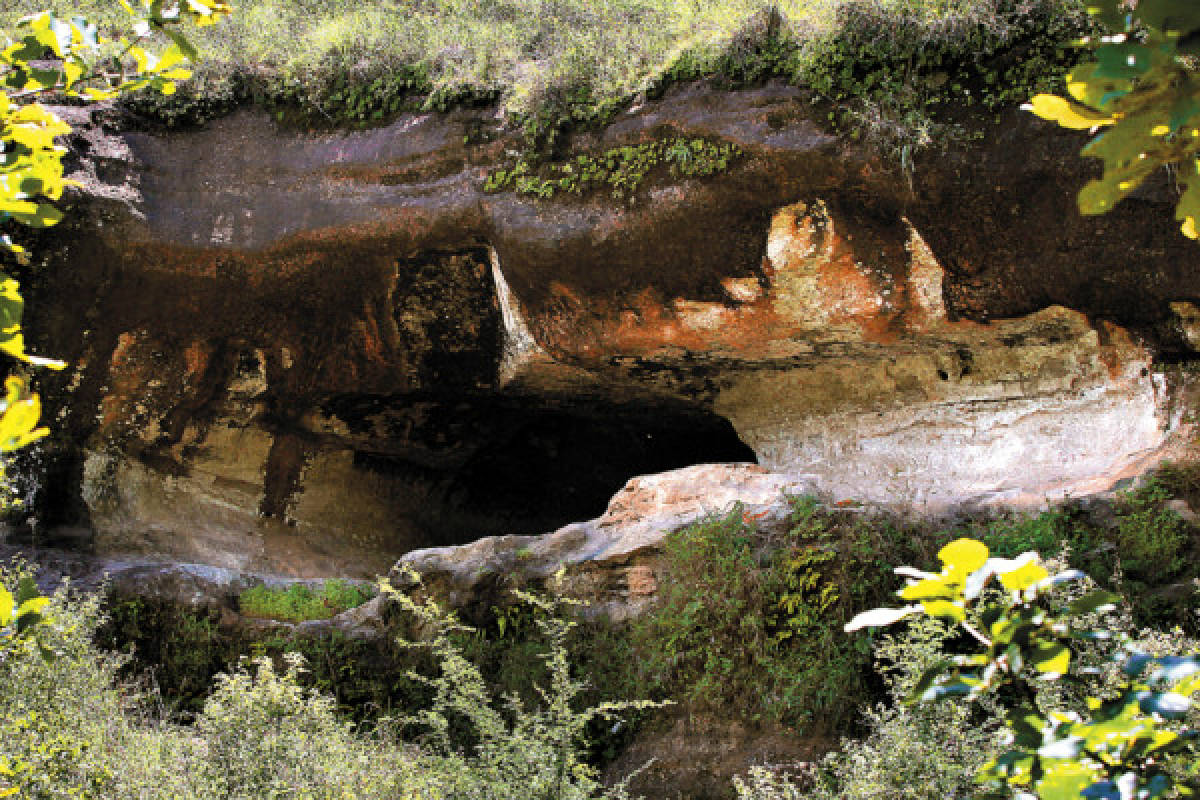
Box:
[338,393,758,547]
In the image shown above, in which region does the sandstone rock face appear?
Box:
[16,84,1198,580]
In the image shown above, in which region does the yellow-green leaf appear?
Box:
[921,599,965,622]
[900,577,956,602]
[1031,641,1071,675]
[937,538,989,575]
[0,586,12,626]
[998,559,1049,591]
[15,596,47,618]
[1035,761,1099,800]
[1025,93,1115,130]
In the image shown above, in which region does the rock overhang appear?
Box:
[14,84,1200,581]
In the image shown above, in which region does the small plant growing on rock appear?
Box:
[483,136,743,200]
[628,499,901,730]
[238,579,374,622]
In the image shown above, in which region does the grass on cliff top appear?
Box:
[1,0,1085,141]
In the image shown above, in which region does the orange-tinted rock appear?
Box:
[17,87,1200,575]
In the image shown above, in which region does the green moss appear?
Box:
[484,136,743,200]
[237,579,374,623]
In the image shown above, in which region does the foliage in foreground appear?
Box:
[844,538,1199,800]
[0,567,651,799]
[1,1,233,491]
[1026,0,1200,240]
[735,601,1200,800]
[735,616,1003,800]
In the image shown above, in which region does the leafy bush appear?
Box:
[628,499,920,731]
[386,575,658,800]
[964,477,1199,633]
[845,538,1200,800]
[735,618,1001,800]
[1025,0,1200,241]
[0,572,416,799]
[737,547,1200,800]
[238,579,375,622]
[193,655,419,800]
[1114,479,1190,581]
[0,563,654,799]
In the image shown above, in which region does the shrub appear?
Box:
[1114,479,1190,581]
[193,655,415,800]
[734,614,1001,800]
[965,478,1199,633]
[736,547,1200,800]
[629,498,919,731]
[0,563,654,799]
[844,538,1200,800]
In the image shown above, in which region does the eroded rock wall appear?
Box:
[15,84,1199,578]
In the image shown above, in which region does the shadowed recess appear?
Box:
[332,393,759,546]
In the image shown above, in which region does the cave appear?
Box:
[323,392,759,548]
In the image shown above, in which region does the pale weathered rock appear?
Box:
[396,463,817,619]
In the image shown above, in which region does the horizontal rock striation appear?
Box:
[12,82,1199,581]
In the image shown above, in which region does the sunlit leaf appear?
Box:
[1026,94,1114,129]
[1037,761,1101,800]
[1067,63,1132,110]
[0,586,12,627]
[938,538,989,575]
[1038,735,1084,759]
[1031,641,1071,675]
[921,599,965,622]
[844,605,918,632]
[999,561,1049,592]
[1177,179,1200,239]
[899,577,956,601]
[7,202,63,228]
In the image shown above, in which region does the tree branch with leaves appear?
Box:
[847,538,1199,800]
[0,0,230,476]
[1025,0,1200,240]
[0,3,230,795]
